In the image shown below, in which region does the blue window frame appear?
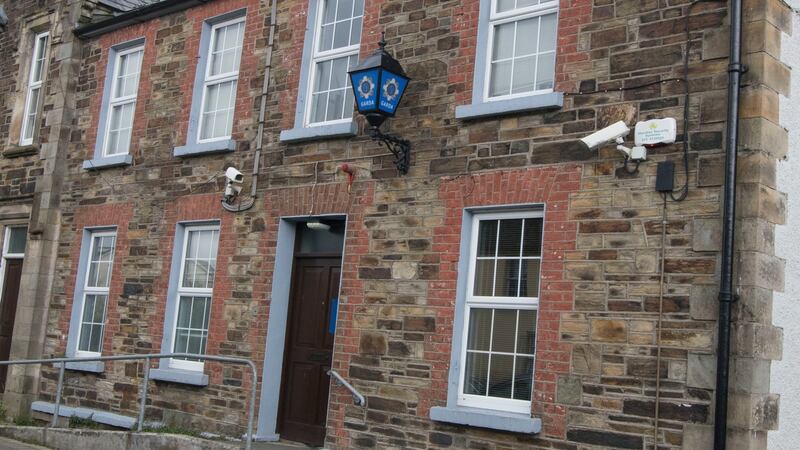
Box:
[83,38,144,170]
[65,228,117,373]
[151,221,220,386]
[279,0,364,143]
[455,0,563,120]
[173,9,246,157]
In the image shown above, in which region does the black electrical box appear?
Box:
[656,161,675,193]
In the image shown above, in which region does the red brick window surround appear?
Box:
[454,0,591,120]
[60,203,133,373]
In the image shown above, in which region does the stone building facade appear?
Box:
[0,0,792,449]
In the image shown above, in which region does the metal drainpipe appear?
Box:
[714,0,744,447]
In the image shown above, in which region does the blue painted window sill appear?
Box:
[430,406,541,434]
[279,121,357,143]
[32,401,136,429]
[455,92,564,120]
[150,367,209,386]
[82,154,133,170]
[173,139,236,157]
[65,360,104,373]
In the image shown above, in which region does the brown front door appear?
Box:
[0,259,23,393]
[278,256,341,446]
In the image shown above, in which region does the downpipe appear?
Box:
[714,0,745,448]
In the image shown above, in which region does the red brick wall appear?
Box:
[148,193,234,385]
[57,203,135,356]
[419,166,581,439]
[83,0,263,159]
[450,0,593,105]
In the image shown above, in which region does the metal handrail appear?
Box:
[0,353,257,450]
[327,370,365,407]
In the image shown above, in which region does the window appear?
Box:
[306,0,363,126]
[3,226,28,258]
[76,231,117,356]
[102,45,143,157]
[169,225,219,371]
[485,0,557,100]
[280,0,364,142]
[20,32,49,146]
[198,18,245,142]
[458,211,543,413]
[454,0,561,120]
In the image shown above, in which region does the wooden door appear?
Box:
[278,256,341,446]
[0,259,23,393]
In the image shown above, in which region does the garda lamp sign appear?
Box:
[348,37,410,129]
[347,35,412,174]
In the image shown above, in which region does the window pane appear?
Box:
[319,24,334,52]
[489,60,512,97]
[174,329,189,353]
[464,352,489,395]
[518,0,540,8]
[322,0,336,23]
[353,0,364,16]
[477,220,498,257]
[513,356,534,400]
[311,92,328,124]
[488,354,514,398]
[78,324,92,352]
[92,294,107,323]
[32,35,48,82]
[520,259,540,298]
[89,324,103,352]
[314,60,333,92]
[496,0,515,13]
[330,57,349,89]
[23,87,40,140]
[333,21,351,49]
[350,17,363,46]
[473,259,495,296]
[467,308,492,351]
[539,13,557,52]
[326,89,344,122]
[177,296,193,328]
[515,18,539,57]
[494,259,519,297]
[6,227,27,254]
[536,52,555,91]
[191,297,211,329]
[517,310,537,355]
[337,0,354,20]
[512,55,536,94]
[491,309,517,352]
[492,23,514,61]
[497,219,522,257]
[93,262,112,287]
[187,331,204,355]
[182,260,197,287]
[82,295,97,323]
[522,218,543,257]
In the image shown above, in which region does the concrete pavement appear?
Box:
[0,436,50,449]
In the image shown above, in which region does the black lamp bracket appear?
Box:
[370,127,410,175]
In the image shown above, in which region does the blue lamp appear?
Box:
[348,34,411,174]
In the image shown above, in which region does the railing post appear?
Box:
[246,362,256,450]
[137,356,151,432]
[51,361,65,428]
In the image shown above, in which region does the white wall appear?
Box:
[771,4,800,448]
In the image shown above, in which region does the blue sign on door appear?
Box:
[328,297,339,334]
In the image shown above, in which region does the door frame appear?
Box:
[255,215,347,442]
[0,224,27,313]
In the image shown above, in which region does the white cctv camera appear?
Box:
[580,121,630,150]
[225,167,243,183]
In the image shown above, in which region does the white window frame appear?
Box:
[196,16,246,144]
[101,44,144,157]
[303,0,364,128]
[1,226,27,260]
[483,0,558,103]
[456,210,543,414]
[20,31,49,146]
[168,224,219,372]
[75,230,117,358]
